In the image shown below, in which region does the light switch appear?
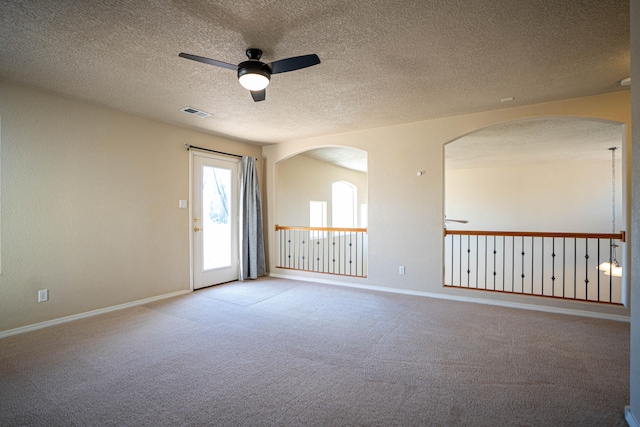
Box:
[179,200,188,209]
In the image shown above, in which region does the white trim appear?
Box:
[0,290,190,339]
[269,273,630,323]
[626,406,639,427]
[189,149,195,291]
[0,114,2,275]
[189,150,241,289]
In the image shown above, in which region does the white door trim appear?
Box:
[189,150,240,290]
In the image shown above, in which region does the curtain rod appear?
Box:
[184,144,243,159]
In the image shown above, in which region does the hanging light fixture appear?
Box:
[603,263,622,277]
[597,147,622,277]
[237,62,271,91]
[237,48,271,91]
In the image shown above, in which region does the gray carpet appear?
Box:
[0,277,629,426]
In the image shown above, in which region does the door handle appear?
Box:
[193,227,201,232]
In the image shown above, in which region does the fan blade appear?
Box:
[269,54,320,74]
[251,89,266,102]
[178,53,237,71]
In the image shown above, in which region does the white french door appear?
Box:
[191,153,239,289]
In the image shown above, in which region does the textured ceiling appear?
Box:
[0,0,630,145]
[445,118,624,170]
[302,147,368,172]
[299,118,624,173]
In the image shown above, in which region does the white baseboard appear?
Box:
[0,290,191,339]
[626,406,639,427]
[268,273,630,323]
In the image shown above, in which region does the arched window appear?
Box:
[309,200,327,239]
[332,181,357,228]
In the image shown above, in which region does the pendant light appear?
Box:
[597,147,622,277]
[237,61,271,91]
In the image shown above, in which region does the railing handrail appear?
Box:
[444,229,625,242]
[276,224,368,233]
[275,224,368,278]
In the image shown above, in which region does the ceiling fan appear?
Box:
[179,48,320,102]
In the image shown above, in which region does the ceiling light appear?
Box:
[597,147,622,277]
[238,61,271,91]
[238,72,270,91]
[604,265,623,277]
[600,261,622,277]
[501,97,514,102]
[620,77,631,86]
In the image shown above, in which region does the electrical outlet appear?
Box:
[38,289,48,302]
[399,266,405,275]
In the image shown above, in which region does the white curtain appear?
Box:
[240,156,266,280]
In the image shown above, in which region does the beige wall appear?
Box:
[445,159,625,304]
[0,80,262,333]
[0,83,632,334]
[446,159,623,233]
[263,91,631,317]
[277,154,367,227]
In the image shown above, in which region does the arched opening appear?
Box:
[275,147,368,277]
[275,147,367,227]
[332,181,357,228]
[443,117,626,304]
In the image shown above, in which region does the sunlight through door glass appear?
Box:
[202,165,231,270]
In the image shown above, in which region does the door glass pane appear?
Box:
[202,165,231,270]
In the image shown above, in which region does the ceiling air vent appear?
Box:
[180,107,212,118]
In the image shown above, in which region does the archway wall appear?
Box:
[444,118,625,234]
[275,150,367,228]
[262,91,631,317]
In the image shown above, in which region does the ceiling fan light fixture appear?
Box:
[238,62,271,91]
[598,260,620,272]
[596,147,623,278]
[179,48,320,102]
[238,72,270,91]
[604,264,623,277]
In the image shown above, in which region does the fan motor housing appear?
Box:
[238,61,272,81]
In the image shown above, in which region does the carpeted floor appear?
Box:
[0,277,630,426]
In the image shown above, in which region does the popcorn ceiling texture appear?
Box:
[0,0,630,144]
[446,118,624,169]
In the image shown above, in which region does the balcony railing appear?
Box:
[444,229,626,305]
[275,225,368,277]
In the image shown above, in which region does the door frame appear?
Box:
[189,149,241,291]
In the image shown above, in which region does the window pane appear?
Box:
[310,201,327,227]
[332,182,356,228]
[202,166,231,270]
[360,204,368,228]
[310,201,327,239]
